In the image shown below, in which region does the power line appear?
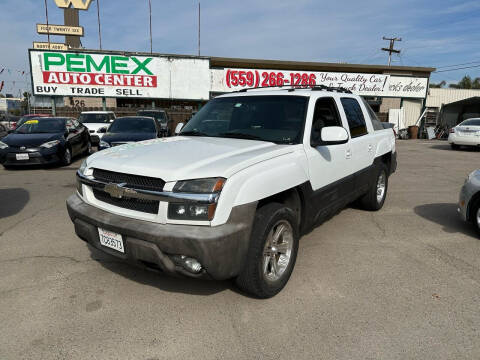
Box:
[435,64,480,73]
[436,60,480,69]
[381,36,401,66]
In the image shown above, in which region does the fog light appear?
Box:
[171,255,203,274]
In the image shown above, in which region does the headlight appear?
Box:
[173,178,225,193]
[99,140,110,148]
[0,141,8,150]
[40,140,60,148]
[78,159,87,175]
[168,178,226,221]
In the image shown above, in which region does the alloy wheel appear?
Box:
[262,220,294,282]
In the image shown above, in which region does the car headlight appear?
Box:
[78,159,87,175]
[0,141,8,150]
[168,178,226,221]
[40,140,60,148]
[99,140,110,148]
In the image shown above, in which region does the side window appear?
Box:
[341,98,368,138]
[311,97,342,145]
[361,98,383,131]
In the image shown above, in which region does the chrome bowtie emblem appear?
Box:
[104,182,127,199]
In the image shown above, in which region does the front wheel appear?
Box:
[61,147,72,166]
[358,163,389,211]
[84,140,92,155]
[235,203,299,298]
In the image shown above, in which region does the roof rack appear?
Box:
[232,84,352,94]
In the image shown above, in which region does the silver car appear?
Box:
[459,169,480,233]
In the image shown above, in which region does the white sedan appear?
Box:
[448,118,480,149]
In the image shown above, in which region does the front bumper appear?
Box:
[0,146,61,166]
[66,194,256,280]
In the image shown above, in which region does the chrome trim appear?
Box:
[77,171,220,204]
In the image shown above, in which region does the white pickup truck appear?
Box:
[67,86,396,298]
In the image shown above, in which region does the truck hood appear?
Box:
[86,136,296,181]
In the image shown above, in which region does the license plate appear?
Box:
[16,153,29,160]
[98,228,124,253]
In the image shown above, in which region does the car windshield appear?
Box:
[137,111,166,122]
[180,95,308,144]
[460,119,480,126]
[79,113,111,123]
[15,118,65,134]
[108,117,156,133]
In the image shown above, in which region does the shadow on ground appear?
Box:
[0,188,29,218]
[88,244,237,297]
[429,143,480,152]
[414,203,478,238]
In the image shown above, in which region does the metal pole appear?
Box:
[102,97,106,111]
[51,97,56,116]
[198,2,201,56]
[97,0,102,49]
[44,0,50,47]
[149,0,153,53]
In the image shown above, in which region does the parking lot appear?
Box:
[0,140,479,360]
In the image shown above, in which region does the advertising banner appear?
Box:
[211,68,428,99]
[29,50,211,100]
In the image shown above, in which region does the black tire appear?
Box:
[235,203,299,298]
[469,199,480,235]
[84,140,92,155]
[61,147,72,166]
[358,163,389,211]
[451,144,460,150]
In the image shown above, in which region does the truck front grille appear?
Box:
[92,189,159,214]
[92,168,165,192]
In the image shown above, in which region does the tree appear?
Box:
[430,80,446,88]
[449,75,473,89]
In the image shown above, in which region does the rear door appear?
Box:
[339,97,375,194]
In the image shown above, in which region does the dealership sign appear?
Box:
[211,68,428,98]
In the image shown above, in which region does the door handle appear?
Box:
[368,144,373,152]
[346,149,352,159]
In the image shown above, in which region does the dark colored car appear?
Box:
[0,117,91,167]
[136,109,171,136]
[99,116,162,150]
[15,114,50,130]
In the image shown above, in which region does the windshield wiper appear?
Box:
[180,130,210,137]
[219,132,263,141]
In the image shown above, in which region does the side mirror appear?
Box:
[311,126,349,147]
[175,122,185,134]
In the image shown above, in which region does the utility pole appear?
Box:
[148,0,153,53]
[97,0,102,50]
[381,36,401,66]
[44,0,50,46]
[198,2,201,56]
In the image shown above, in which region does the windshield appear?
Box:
[137,111,166,122]
[108,117,156,133]
[79,113,111,123]
[15,118,65,134]
[460,119,480,126]
[180,95,308,144]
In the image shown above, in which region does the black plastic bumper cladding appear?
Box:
[66,194,257,280]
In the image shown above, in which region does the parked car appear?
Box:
[99,116,164,150]
[15,114,50,130]
[0,114,20,131]
[67,86,396,298]
[0,117,91,167]
[78,111,116,145]
[448,118,480,149]
[0,123,8,139]
[458,169,480,234]
[136,109,172,136]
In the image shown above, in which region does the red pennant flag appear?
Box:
[0,81,4,91]
[0,68,4,74]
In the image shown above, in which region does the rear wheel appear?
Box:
[470,199,480,235]
[451,144,460,150]
[358,163,389,211]
[235,203,299,298]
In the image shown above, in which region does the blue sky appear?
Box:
[1,0,479,95]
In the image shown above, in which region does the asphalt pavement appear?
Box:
[0,140,479,360]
